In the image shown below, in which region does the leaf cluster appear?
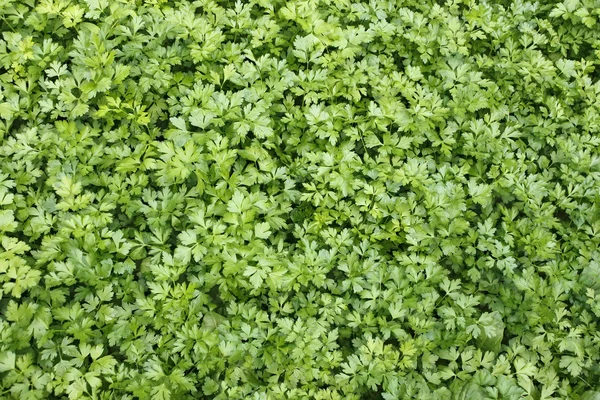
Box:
[1,0,600,398]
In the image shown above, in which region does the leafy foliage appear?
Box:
[1,0,600,398]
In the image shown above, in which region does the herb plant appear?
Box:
[1,0,600,398]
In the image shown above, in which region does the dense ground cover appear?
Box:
[1,0,600,398]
